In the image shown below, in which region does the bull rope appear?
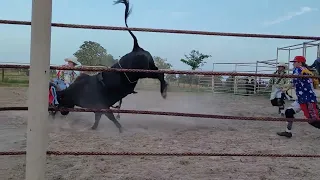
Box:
[0,19,319,160]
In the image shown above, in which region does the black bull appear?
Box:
[48,75,137,118]
[50,0,168,133]
[53,57,168,133]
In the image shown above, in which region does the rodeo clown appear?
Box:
[269,62,292,115]
[277,56,320,138]
[56,57,80,87]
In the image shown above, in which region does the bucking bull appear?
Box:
[49,77,137,119]
[49,0,168,133]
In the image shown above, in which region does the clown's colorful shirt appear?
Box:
[292,67,317,104]
[56,65,77,85]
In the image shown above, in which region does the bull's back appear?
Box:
[75,73,90,82]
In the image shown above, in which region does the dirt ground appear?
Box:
[0,87,320,180]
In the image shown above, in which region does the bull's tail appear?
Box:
[114,0,140,50]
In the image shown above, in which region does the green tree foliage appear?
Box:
[179,50,211,85]
[153,56,177,81]
[154,56,172,69]
[180,50,211,70]
[73,41,116,66]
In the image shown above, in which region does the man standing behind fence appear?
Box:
[268,62,291,115]
[308,56,320,79]
[56,57,80,87]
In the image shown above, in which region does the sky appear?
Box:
[0,0,319,74]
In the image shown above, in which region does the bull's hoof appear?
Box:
[161,84,168,99]
[91,125,98,130]
[119,127,123,133]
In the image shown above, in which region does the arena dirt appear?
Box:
[0,87,319,180]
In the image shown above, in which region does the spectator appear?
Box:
[56,57,81,87]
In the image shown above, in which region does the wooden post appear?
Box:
[211,75,215,93]
[25,0,52,179]
[1,69,4,82]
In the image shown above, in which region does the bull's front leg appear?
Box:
[158,72,168,99]
[92,112,102,130]
[144,65,168,99]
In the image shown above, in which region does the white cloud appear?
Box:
[262,6,317,26]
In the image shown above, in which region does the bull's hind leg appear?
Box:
[104,112,123,133]
[92,112,102,130]
[115,99,122,120]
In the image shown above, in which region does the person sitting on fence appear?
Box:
[308,56,320,82]
[277,56,320,138]
[309,56,320,73]
[56,57,80,87]
[268,62,292,115]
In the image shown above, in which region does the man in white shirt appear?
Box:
[57,57,81,87]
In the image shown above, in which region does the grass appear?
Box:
[2,77,29,84]
[0,73,29,87]
[0,70,56,87]
[0,70,271,96]
[0,82,29,87]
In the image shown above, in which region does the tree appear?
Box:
[154,56,172,69]
[153,56,177,81]
[101,54,117,66]
[179,50,211,86]
[180,50,211,70]
[73,41,116,66]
